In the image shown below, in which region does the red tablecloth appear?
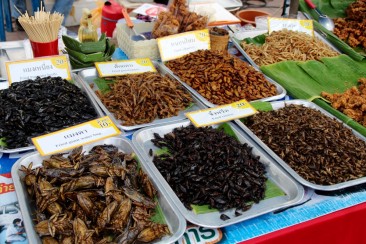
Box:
[240,202,366,244]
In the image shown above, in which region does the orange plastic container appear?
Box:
[235,10,270,26]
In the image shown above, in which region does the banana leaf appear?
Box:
[151,199,167,224]
[299,0,351,19]
[93,77,114,94]
[244,34,267,45]
[0,138,6,147]
[260,55,366,136]
[296,55,365,93]
[250,101,273,112]
[329,0,355,10]
[260,60,325,100]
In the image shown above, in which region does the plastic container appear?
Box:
[30,39,59,57]
[235,10,270,26]
[101,0,124,37]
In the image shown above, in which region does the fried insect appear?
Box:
[165,49,277,105]
[241,29,339,66]
[96,72,193,126]
[21,145,170,242]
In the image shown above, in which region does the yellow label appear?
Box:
[6,55,71,85]
[186,99,257,127]
[157,29,211,62]
[268,17,314,37]
[95,58,156,77]
[32,116,121,156]
[50,56,70,69]
[194,30,210,42]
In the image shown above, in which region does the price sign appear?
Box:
[5,55,71,87]
[157,29,210,62]
[32,116,120,156]
[95,58,156,77]
[186,100,257,127]
[268,17,314,36]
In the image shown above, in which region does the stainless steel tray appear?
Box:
[132,120,304,228]
[11,137,186,244]
[0,73,104,154]
[235,99,366,191]
[231,30,341,70]
[77,63,205,131]
[159,62,286,108]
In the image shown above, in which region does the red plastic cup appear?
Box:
[30,39,59,58]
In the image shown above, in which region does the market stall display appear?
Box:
[0,75,102,152]
[4,0,366,241]
[163,49,285,107]
[237,100,366,190]
[78,65,203,131]
[11,138,186,244]
[132,120,304,228]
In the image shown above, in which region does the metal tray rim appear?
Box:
[132,119,305,228]
[11,137,187,244]
[235,99,366,191]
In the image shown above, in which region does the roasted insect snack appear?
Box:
[246,105,366,185]
[152,0,208,38]
[20,145,170,243]
[0,76,97,149]
[95,72,193,126]
[152,125,267,215]
[322,78,366,126]
[165,50,277,105]
[333,0,366,50]
[241,29,339,66]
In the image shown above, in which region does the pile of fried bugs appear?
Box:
[0,76,97,149]
[20,145,170,243]
[246,105,366,185]
[151,125,267,220]
[95,72,192,126]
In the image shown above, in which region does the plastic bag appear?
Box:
[152,0,208,38]
[152,11,180,38]
[90,0,104,28]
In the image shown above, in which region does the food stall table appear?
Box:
[3,145,366,243]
